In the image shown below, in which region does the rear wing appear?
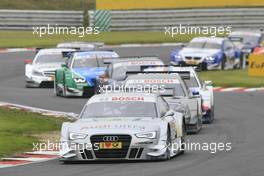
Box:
[141,64,199,72]
[57,42,104,51]
[126,70,191,79]
[103,55,161,65]
[116,55,159,60]
[62,51,75,58]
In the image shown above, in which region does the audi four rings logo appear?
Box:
[103,136,119,141]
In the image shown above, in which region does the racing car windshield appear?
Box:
[72,58,104,68]
[203,42,221,49]
[81,101,158,118]
[112,66,143,81]
[35,54,65,64]
[125,81,185,97]
[183,77,199,87]
[187,42,205,48]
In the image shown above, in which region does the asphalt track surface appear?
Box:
[0,46,264,176]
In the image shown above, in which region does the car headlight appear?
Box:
[135,131,157,139]
[73,78,86,83]
[69,133,87,140]
[205,56,215,62]
[32,70,43,76]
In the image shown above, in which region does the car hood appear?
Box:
[67,117,163,134]
[33,63,62,72]
[180,48,220,57]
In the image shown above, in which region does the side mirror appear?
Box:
[204,80,212,87]
[164,110,174,117]
[24,59,33,64]
[61,64,67,68]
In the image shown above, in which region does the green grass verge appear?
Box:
[0,0,94,10]
[0,108,67,158]
[0,31,223,48]
[199,69,264,88]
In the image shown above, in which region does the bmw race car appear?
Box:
[124,73,202,133]
[170,37,242,70]
[25,48,75,88]
[54,51,119,97]
[60,93,185,161]
[228,31,264,56]
[97,56,164,92]
[57,42,104,51]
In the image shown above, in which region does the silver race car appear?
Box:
[24,48,75,88]
[168,67,214,123]
[96,56,164,92]
[60,93,185,161]
[124,73,202,133]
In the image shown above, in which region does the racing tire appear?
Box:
[221,55,226,70]
[210,106,215,123]
[161,128,171,161]
[180,123,186,154]
[237,54,244,69]
[55,83,60,96]
[179,61,185,67]
[55,83,63,97]
[194,118,202,134]
[62,74,68,97]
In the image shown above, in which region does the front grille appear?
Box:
[185,57,192,60]
[193,57,201,60]
[90,135,131,159]
[43,71,55,77]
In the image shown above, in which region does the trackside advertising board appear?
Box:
[248,54,264,77]
[96,0,264,10]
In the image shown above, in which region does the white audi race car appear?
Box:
[60,93,185,161]
[24,48,75,88]
[124,72,202,133]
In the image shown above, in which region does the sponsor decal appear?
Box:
[99,142,122,149]
[248,54,264,77]
[112,97,144,101]
[143,79,179,84]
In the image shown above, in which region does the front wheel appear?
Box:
[55,82,60,96]
[161,129,171,161]
[221,56,226,70]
